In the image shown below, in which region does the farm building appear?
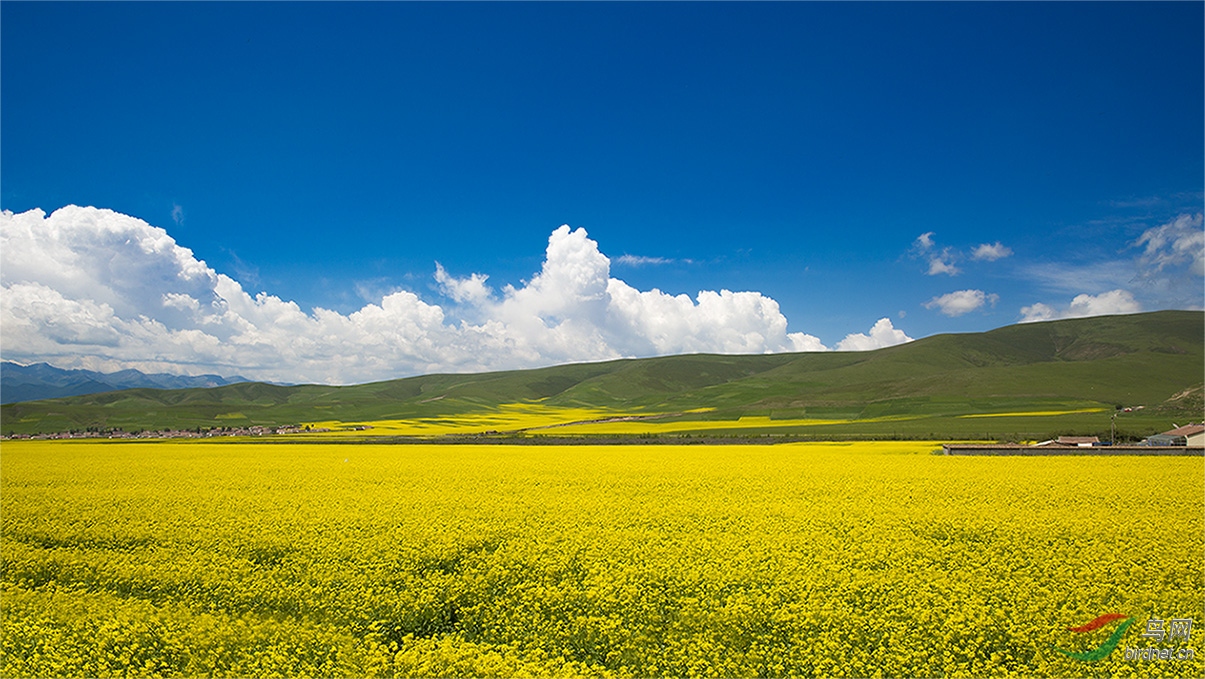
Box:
[1033,436,1101,448]
[1144,424,1205,447]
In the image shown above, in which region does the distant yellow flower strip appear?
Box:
[2,440,1201,677]
[545,414,926,435]
[958,408,1108,419]
[304,404,922,437]
[306,403,657,436]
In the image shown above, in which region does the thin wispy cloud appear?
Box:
[1018,260,1135,296]
[1106,191,1204,210]
[1135,213,1204,277]
[223,249,262,291]
[1108,196,1165,209]
[616,254,674,267]
[353,278,411,305]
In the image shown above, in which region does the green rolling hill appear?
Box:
[2,310,1201,440]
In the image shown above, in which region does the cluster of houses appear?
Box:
[1035,423,1205,448]
[944,423,1205,456]
[1,424,326,441]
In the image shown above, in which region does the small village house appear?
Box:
[1033,436,1101,448]
[1144,424,1205,448]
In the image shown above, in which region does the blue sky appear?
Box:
[2,2,1202,384]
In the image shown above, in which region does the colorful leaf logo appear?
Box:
[1055,613,1132,662]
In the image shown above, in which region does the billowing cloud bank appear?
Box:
[1,206,910,384]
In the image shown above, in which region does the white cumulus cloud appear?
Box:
[912,233,961,276]
[434,263,493,306]
[1,207,914,384]
[913,233,1014,274]
[910,232,959,275]
[972,241,1013,261]
[834,318,913,351]
[1019,289,1142,323]
[924,289,999,317]
[926,251,961,276]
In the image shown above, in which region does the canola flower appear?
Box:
[1,440,1201,677]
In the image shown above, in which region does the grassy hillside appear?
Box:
[2,311,1201,439]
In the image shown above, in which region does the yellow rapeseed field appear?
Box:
[304,404,924,438]
[304,402,634,437]
[2,440,1201,677]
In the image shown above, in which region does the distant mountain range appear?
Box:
[0,362,249,404]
